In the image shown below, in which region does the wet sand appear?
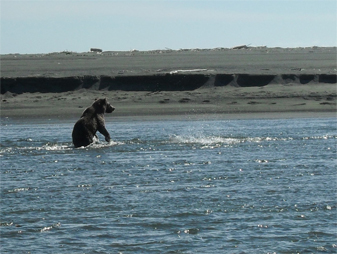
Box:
[1,47,336,120]
[1,84,336,120]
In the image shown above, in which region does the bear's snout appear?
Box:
[106,104,115,113]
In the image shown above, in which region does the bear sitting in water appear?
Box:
[72,98,115,148]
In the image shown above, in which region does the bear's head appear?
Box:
[93,98,115,114]
[106,101,115,113]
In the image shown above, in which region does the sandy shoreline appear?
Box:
[1,47,336,120]
[1,84,336,121]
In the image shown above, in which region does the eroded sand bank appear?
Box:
[1,47,336,120]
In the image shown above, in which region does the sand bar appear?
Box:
[1,47,336,120]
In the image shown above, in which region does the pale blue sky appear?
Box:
[1,0,336,54]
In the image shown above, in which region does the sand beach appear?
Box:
[1,47,336,120]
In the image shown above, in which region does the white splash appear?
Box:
[39,144,71,151]
[170,135,241,145]
[83,140,121,149]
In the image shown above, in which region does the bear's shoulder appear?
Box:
[81,106,95,117]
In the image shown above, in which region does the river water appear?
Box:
[1,116,336,253]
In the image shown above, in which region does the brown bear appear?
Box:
[72,98,115,148]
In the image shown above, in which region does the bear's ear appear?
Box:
[102,98,107,104]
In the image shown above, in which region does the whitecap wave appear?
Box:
[169,135,241,145]
[0,140,121,153]
[0,147,14,154]
[0,143,73,154]
[169,135,302,146]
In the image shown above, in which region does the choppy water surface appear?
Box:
[1,116,336,253]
